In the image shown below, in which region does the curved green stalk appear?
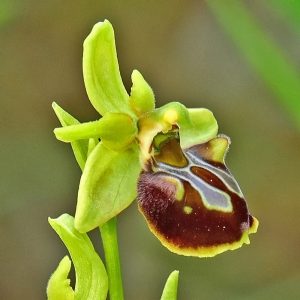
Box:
[100,218,124,300]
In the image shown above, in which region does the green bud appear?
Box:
[47,256,74,300]
[160,270,179,300]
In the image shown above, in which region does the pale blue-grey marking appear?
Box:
[154,161,233,212]
[185,148,243,198]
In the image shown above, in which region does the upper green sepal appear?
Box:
[47,256,74,300]
[160,270,179,300]
[83,20,133,117]
[129,70,155,116]
[75,142,142,232]
[48,214,108,300]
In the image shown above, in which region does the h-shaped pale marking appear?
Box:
[155,160,233,213]
[185,149,244,198]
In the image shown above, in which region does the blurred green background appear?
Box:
[1,0,300,299]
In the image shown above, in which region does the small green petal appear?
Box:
[54,112,137,151]
[54,120,103,142]
[48,214,108,300]
[52,102,96,169]
[75,142,142,232]
[129,69,155,116]
[181,107,218,149]
[83,20,133,116]
[47,256,74,300]
[160,270,179,300]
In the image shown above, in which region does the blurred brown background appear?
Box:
[1,0,300,299]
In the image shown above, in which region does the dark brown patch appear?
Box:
[138,171,251,248]
[154,138,188,168]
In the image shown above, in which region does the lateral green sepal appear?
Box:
[129,69,155,116]
[75,142,142,232]
[47,256,74,300]
[48,214,108,300]
[52,102,97,169]
[160,270,179,300]
[83,20,133,116]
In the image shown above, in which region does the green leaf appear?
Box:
[75,142,142,232]
[138,102,218,160]
[52,102,94,170]
[160,271,179,300]
[207,0,300,128]
[129,69,155,116]
[48,214,108,300]
[47,256,74,300]
[83,20,133,116]
[54,112,137,151]
[270,0,300,33]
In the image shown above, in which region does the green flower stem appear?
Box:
[100,217,124,300]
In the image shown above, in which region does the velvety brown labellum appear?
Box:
[137,136,258,257]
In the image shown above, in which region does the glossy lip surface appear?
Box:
[137,136,258,257]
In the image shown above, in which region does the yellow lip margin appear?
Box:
[138,204,259,258]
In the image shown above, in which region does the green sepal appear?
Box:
[83,20,133,117]
[54,112,137,151]
[129,69,155,116]
[138,102,218,160]
[75,142,142,232]
[47,256,74,300]
[48,214,108,300]
[52,102,98,169]
[160,270,179,300]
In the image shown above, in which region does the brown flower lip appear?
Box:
[137,136,258,257]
